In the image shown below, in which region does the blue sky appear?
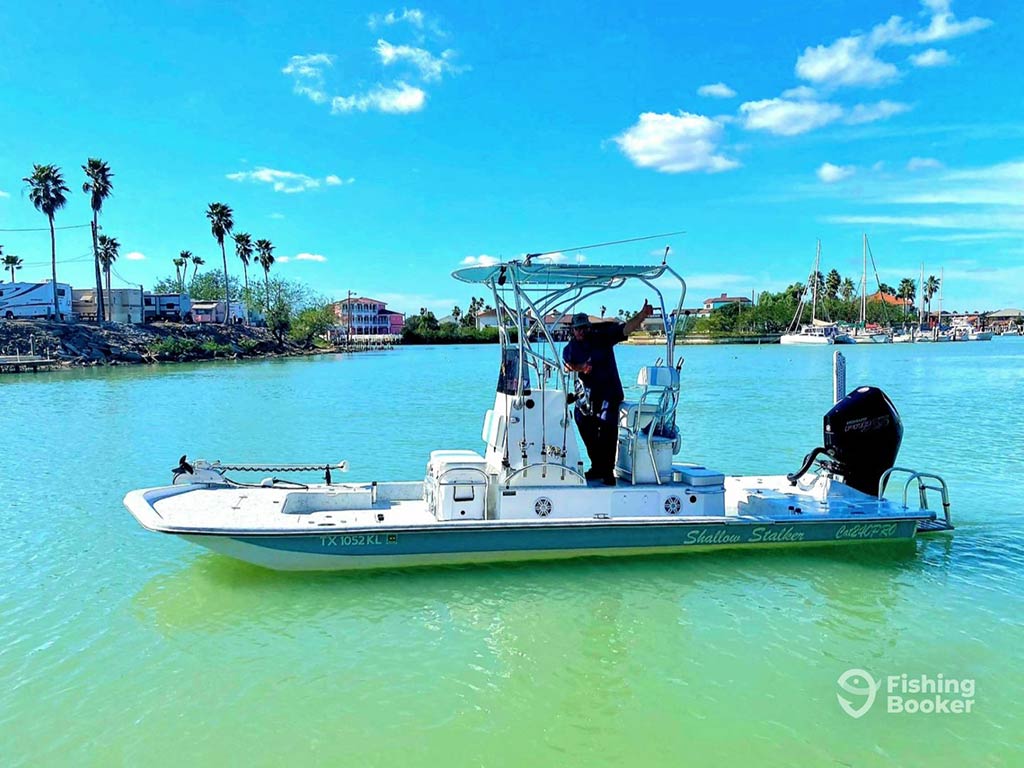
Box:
[1,0,1021,314]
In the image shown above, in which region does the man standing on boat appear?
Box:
[563,301,654,485]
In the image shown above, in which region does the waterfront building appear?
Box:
[332,297,404,336]
[703,293,752,312]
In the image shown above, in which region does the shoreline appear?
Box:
[0,319,335,373]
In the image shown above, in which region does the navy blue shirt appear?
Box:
[563,322,627,405]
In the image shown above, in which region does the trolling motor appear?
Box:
[787,386,903,496]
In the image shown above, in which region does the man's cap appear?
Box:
[571,312,591,329]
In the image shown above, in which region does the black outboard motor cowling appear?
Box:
[823,386,902,495]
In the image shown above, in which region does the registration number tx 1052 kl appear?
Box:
[320,534,398,547]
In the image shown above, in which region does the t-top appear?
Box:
[562,322,627,405]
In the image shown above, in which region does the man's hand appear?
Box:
[623,299,654,337]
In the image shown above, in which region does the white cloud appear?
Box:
[697,82,736,98]
[844,100,911,124]
[902,232,1019,243]
[739,97,843,135]
[817,162,856,183]
[369,8,426,30]
[124,251,146,261]
[796,35,900,88]
[276,256,291,264]
[295,253,327,262]
[614,111,739,173]
[907,157,943,171]
[0,190,9,198]
[375,39,462,82]
[270,213,285,220]
[910,48,954,67]
[226,167,348,193]
[331,82,426,114]
[781,85,818,100]
[282,53,333,104]
[461,255,500,267]
[795,1,991,89]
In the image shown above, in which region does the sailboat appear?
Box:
[780,241,851,345]
[849,234,892,343]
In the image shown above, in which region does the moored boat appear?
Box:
[124,259,953,571]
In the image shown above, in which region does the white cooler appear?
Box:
[425,450,489,520]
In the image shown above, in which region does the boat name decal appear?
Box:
[835,523,899,539]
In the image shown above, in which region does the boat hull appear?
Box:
[179,517,922,571]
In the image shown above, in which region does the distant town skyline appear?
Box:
[1,0,1021,314]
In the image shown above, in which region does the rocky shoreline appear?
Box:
[0,319,316,368]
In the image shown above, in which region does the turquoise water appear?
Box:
[2,341,1023,766]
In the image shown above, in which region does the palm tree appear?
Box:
[2,248,24,282]
[233,232,254,324]
[897,278,916,318]
[190,255,205,283]
[82,159,113,322]
[176,250,193,292]
[98,235,120,317]
[839,277,856,303]
[924,274,941,322]
[205,202,234,324]
[173,258,185,291]
[23,164,69,318]
[255,238,274,310]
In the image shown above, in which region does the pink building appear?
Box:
[333,297,404,336]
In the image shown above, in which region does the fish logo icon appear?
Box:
[837,668,879,719]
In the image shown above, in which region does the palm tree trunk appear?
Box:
[105,267,112,321]
[49,215,59,319]
[92,216,105,323]
[221,241,230,325]
[242,263,250,325]
[264,271,270,312]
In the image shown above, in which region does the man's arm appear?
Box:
[622,300,654,337]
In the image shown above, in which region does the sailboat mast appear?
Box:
[812,239,820,323]
[918,262,925,326]
[861,234,867,325]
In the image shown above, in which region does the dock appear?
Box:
[0,354,60,373]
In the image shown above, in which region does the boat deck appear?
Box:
[128,474,942,537]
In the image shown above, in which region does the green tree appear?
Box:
[266,299,291,342]
[825,269,841,300]
[82,158,113,322]
[23,164,69,318]
[190,254,205,285]
[839,277,856,302]
[2,248,24,282]
[256,239,275,310]
[451,305,462,323]
[233,232,255,324]
[154,270,242,302]
[290,304,337,345]
[97,235,120,317]
[205,202,234,323]
[173,257,186,292]
[924,274,941,320]
[897,278,916,317]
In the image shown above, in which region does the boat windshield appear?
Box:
[451,260,687,397]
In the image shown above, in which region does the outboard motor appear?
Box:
[788,386,903,496]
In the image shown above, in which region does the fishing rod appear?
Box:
[523,230,686,263]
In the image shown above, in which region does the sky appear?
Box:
[1,0,1022,315]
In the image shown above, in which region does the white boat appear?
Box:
[779,241,849,345]
[124,260,953,571]
[780,324,836,345]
